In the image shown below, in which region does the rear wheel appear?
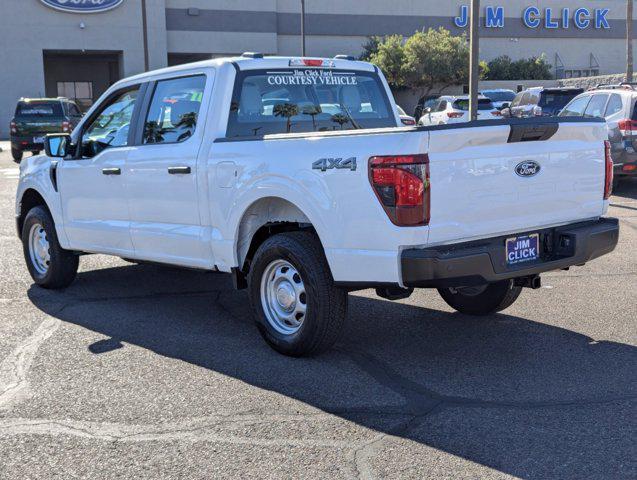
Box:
[22,206,78,289]
[31,150,41,156]
[11,148,22,162]
[247,231,347,357]
[437,280,522,316]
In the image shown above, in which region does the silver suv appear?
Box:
[560,83,637,186]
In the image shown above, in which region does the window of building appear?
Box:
[142,75,206,144]
[57,81,94,111]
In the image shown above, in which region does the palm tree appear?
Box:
[302,104,322,130]
[273,103,299,133]
[330,113,349,130]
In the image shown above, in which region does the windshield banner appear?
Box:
[266,70,358,87]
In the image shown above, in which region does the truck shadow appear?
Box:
[613,177,637,201]
[27,263,636,480]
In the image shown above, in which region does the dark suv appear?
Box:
[10,98,82,162]
[503,87,584,118]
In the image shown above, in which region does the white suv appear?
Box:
[418,95,501,126]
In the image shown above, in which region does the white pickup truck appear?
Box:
[16,54,619,356]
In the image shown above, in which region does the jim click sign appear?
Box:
[454,5,611,30]
[40,0,125,13]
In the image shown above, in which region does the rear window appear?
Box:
[16,102,63,117]
[482,91,515,102]
[539,91,582,110]
[226,69,395,137]
[452,99,494,111]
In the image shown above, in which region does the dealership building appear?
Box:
[0,0,633,136]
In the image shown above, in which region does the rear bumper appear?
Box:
[401,218,619,288]
[11,136,44,151]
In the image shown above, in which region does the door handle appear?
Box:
[168,166,191,175]
[102,168,121,175]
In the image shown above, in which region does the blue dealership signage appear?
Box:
[454,5,610,30]
[39,0,125,13]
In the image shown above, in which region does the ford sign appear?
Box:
[515,161,541,178]
[40,0,125,13]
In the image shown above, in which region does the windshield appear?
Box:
[227,69,395,137]
[453,99,494,111]
[16,102,63,117]
[539,91,582,111]
[482,91,515,102]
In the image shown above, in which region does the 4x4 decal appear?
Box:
[312,157,357,172]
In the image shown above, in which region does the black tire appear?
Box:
[21,206,78,289]
[11,148,22,162]
[31,150,41,156]
[437,280,522,316]
[247,231,347,357]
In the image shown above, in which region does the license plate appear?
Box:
[33,136,45,143]
[505,233,540,265]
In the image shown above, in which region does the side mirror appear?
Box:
[500,107,511,118]
[44,134,72,158]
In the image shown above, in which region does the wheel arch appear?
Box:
[17,188,49,237]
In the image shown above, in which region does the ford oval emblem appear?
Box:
[515,161,541,178]
[40,0,125,14]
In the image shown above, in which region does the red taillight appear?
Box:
[369,154,430,227]
[303,59,323,67]
[624,164,637,172]
[617,119,637,136]
[447,112,463,119]
[604,140,614,200]
[491,110,502,116]
[10,121,17,134]
[401,118,416,126]
[62,121,71,132]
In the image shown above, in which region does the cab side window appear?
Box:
[510,93,523,107]
[81,87,139,158]
[437,100,447,112]
[142,75,206,144]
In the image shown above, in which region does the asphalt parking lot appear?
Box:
[0,144,635,479]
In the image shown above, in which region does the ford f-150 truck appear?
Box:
[15,54,619,356]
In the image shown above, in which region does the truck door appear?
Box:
[124,73,211,268]
[57,86,141,255]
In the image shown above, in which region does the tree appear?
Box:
[273,103,299,133]
[484,55,552,80]
[359,36,382,62]
[367,35,406,88]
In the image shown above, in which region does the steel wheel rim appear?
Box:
[260,259,307,335]
[28,223,51,276]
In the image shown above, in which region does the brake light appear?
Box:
[10,121,17,134]
[62,121,71,133]
[289,58,335,68]
[447,112,464,119]
[618,119,637,136]
[604,140,614,200]
[491,110,502,116]
[624,164,637,172]
[401,118,416,126]
[369,154,430,227]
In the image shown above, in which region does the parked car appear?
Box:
[16,54,618,357]
[413,95,440,121]
[502,87,584,118]
[397,105,416,126]
[10,97,83,163]
[418,95,501,125]
[559,83,637,186]
[480,89,516,110]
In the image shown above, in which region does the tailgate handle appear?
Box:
[508,123,559,143]
[168,166,191,175]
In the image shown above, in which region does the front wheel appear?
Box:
[437,280,522,316]
[247,231,347,357]
[11,148,23,162]
[22,206,79,289]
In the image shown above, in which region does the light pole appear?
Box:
[628,0,634,83]
[301,0,306,56]
[469,0,480,122]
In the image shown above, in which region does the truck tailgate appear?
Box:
[426,119,608,245]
